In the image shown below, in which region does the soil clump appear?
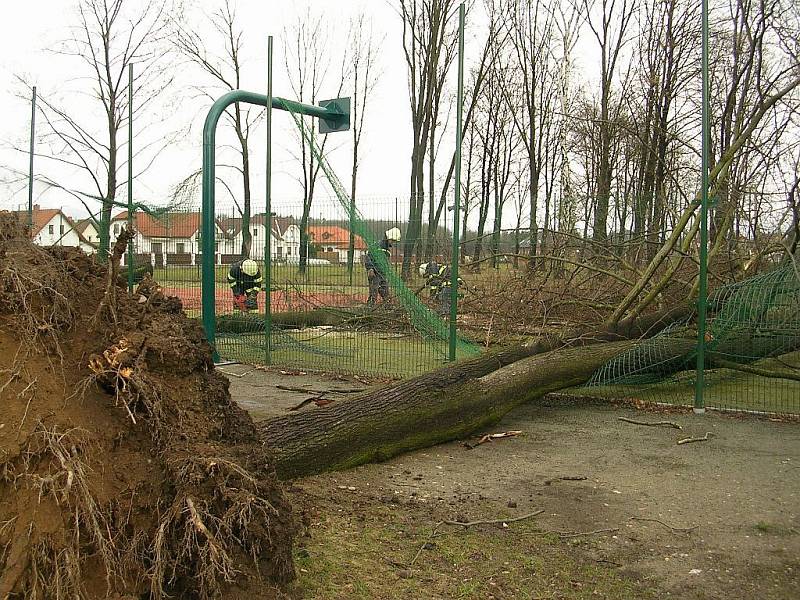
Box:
[0,213,295,599]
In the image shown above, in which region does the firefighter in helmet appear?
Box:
[418,260,441,298]
[228,258,263,312]
[364,227,401,306]
[419,261,464,316]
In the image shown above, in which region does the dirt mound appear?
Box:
[0,213,295,599]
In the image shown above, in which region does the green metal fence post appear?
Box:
[201,90,349,360]
[694,0,710,414]
[27,86,36,232]
[127,63,134,292]
[449,3,465,362]
[264,37,273,365]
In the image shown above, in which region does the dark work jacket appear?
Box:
[227,262,263,296]
[364,238,391,274]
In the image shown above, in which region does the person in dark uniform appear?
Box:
[227,259,263,312]
[418,261,441,298]
[417,261,463,315]
[364,227,401,306]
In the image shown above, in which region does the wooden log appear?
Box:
[260,340,637,479]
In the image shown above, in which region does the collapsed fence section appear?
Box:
[580,262,800,416]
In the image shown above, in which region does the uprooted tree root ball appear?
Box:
[0,213,295,599]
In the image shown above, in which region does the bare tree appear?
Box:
[397,0,460,278]
[583,0,637,243]
[23,0,173,257]
[505,0,557,261]
[348,14,383,278]
[172,0,262,258]
[283,9,347,274]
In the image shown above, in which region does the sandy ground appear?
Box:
[224,364,800,600]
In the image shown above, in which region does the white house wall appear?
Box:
[34,214,81,248]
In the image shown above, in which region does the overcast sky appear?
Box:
[0,0,596,227]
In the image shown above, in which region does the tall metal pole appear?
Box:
[449,3,465,361]
[264,37,273,365]
[694,0,710,414]
[127,63,134,292]
[201,90,348,357]
[28,86,37,232]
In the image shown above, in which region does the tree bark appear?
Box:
[261,340,636,479]
[259,302,693,479]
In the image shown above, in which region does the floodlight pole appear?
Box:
[201,90,348,358]
[127,63,134,292]
[264,37,273,366]
[449,3,465,362]
[694,0,710,414]
[27,86,36,232]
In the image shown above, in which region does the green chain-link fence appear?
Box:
[578,261,800,416]
[116,193,477,379]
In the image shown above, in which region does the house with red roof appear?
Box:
[110,211,231,266]
[10,205,94,253]
[218,214,301,261]
[307,225,367,263]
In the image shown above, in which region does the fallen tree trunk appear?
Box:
[259,304,697,479]
[261,340,637,479]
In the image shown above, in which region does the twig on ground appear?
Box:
[628,516,699,533]
[410,524,442,567]
[463,430,523,449]
[276,385,317,393]
[218,368,255,379]
[288,393,331,411]
[544,476,587,485]
[557,527,620,538]
[443,509,544,528]
[677,432,712,445]
[618,416,682,430]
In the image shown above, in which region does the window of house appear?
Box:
[114,224,120,235]
[152,242,163,255]
[48,225,54,235]
[215,242,219,251]
[176,242,185,254]
[277,246,283,258]
[60,225,65,235]
[253,229,258,237]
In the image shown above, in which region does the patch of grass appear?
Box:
[572,354,800,415]
[290,504,654,600]
[216,330,464,378]
[754,521,797,536]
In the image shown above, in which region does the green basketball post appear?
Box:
[127,63,134,292]
[694,0,710,414]
[449,3,465,362]
[201,90,349,358]
[264,37,273,366]
[27,86,36,231]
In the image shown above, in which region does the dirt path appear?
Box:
[225,367,800,599]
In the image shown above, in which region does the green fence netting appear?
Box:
[207,101,479,377]
[582,262,800,415]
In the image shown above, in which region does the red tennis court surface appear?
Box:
[161,286,368,312]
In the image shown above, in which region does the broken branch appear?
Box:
[677,432,712,445]
[618,416,683,430]
[443,509,544,528]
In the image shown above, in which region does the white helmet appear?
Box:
[385,227,401,242]
[242,259,259,276]
[418,263,428,277]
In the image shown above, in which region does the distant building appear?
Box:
[73,219,100,253]
[218,215,301,262]
[10,205,93,252]
[307,225,367,264]
[110,211,231,266]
